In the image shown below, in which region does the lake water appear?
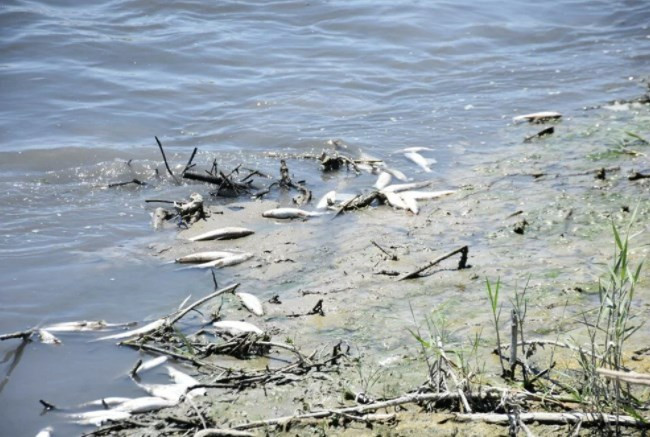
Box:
[1,0,649,435]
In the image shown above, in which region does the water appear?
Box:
[1,0,649,434]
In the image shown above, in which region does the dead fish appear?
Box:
[37,329,61,345]
[175,251,238,264]
[382,181,432,193]
[192,253,253,269]
[113,396,177,414]
[35,426,53,437]
[44,320,133,332]
[135,382,187,402]
[188,227,254,242]
[134,356,168,375]
[213,320,264,336]
[374,171,392,190]
[400,194,420,214]
[79,397,132,408]
[383,167,408,181]
[69,410,131,426]
[401,190,455,200]
[512,111,562,124]
[316,190,337,209]
[236,292,264,316]
[165,366,206,397]
[262,208,323,219]
[399,147,434,153]
[97,318,165,341]
[383,191,409,211]
[404,151,435,173]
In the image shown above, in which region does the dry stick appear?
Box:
[107,179,147,188]
[629,172,650,181]
[145,199,177,204]
[182,147,199,174]
[510,310,518,377]
[371,241,398,260]
[155,136,179,184]
[0,330,33,341]
[129,359,143,378]
[398,245,469,281]
[120,341,228,372]
[496,339,606,361]
[452,412,649,428]
[436,338,472,413]
[185,396,207,430]
[195,429,256,437]
[168,283,239,326]
[597,368,650,386]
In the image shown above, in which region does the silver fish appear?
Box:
[165,366,206,397]
[192,253,253,269]
[69,410,131,426]
[134,356,168,375]
[188,227,254,242]
[175,251,238,264]
[262,208,323,219]
[37,329,61,345]
[383,191,409,210]
[213,320,264,336]
[400,194,420,214]
[114,396,177,414]
[400,147,434,153]
[35,426,53,437]
[401,189,455,200]
[97,318,165,341]
[512,111,562,124]
[404,151,435,173]
[382,181,432,193]
[383,167,408,181]
[236,292,264,316]
[316,191,337,209]
[44,320,133,332]
[135,382,187,402]
[374,171,392,190]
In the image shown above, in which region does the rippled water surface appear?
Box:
[1,0,649,434]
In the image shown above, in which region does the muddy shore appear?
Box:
[119,106,650,436]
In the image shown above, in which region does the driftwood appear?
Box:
[107,179,147,188]
[398,246,469,280]
[451,412,649,428]
[629,172,650,181]
[524,126,554,143]
[597,368,650,386]
[155,136,179,184]
[0,329,33,341]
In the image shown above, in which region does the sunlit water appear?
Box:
[1,0,649,434]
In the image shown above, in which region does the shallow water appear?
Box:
[1,1,649,434]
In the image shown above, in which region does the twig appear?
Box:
[496,339,605,361]
[524,127,554,143]
[169,283,239,325]
[452,412,649,428]
[597,368,650,386]
[107,179,147,188]
[182,147,199,174]
[155,136,179,184]
[145,199,178,204]
[629,172,650,181]
[398,246,469,280]
[0,330,33,341]
[129,359,142,378]
[185,396,207,430]
[371,241,398,261]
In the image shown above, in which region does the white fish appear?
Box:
[382,192,409,211]
[382,181,432,193]
[79,397,132,408]
[44,320,133,332]
[35,426,53,437]
[374,171,392,190]
[165,366,206,397]
[134,356,168,375]
[213,320,264,336]
[399,147,434,153]
[175,251,238,264]
[316,190,337,209]
[236,292,264,316]
[135,382,187,402]
[262,208,323,219]
[69,410,131,426]
[404,151,435,173]
[512,111,562,124]
[37,330,61,345]
[401,190,455,200]
[400,194,420,214]
[383,167,408,181]
[193,253,253,269]
[97,318,165,341]
[188,227,254,242]
[113,396,177,414]
[355,163,374,173]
